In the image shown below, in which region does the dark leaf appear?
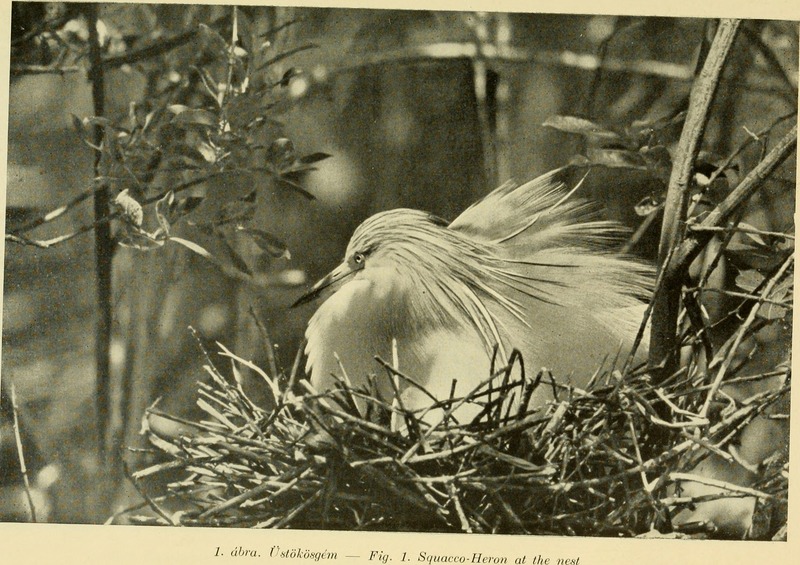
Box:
[70,113,85,137]
[226,94,266,129]
[171,142,209,166]
[217,199,257,226]
[219,233,254,276]
[266,138,296,170]
[258,18,303,40]
[277,67,303,87]
[629,110,687,143]
[640,145,672,183]
[172,109,218,129]
[276,174,315,199]
[172,196,205,219]
[299,152,332,165]
[199,23,230,59]
[236,226,290,259]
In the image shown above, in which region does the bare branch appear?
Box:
[10,384,38,523]
[649,19,741,379]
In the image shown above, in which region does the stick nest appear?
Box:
[128,337,789,538]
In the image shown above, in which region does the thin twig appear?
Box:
[249,305,280,380]
[10,384,37,522]
[699,254,793,419]
[673,124,797,273]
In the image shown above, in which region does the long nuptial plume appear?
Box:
[295,167,654,418]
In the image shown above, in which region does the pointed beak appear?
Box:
[291,261,359,308]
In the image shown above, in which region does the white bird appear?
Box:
[293,168,654,419]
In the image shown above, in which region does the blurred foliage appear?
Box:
[11,4,327,279]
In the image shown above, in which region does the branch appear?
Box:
[673,124,797,274]
[6,171,223,247]
[648,19,741,380]
[698,254,793,420]
[87,4,113,462]
[9,64,81,76]
[10,384,38,522]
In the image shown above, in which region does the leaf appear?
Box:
[217,199,256,225]
[236,226,291,259]
[117,227,164,251]
[266,138,296,170]
[199,23,230,59]
[276,67,303,87]
[70,113,86,137]
[168,104,191,115]
[258,17,303,40]
[193,66,221,103]
[634,195,663,217]
[219,233,254,276]
[155,191,175,236]
[169,236,214,260]
[299,152,332,165]
[172,109,218,129]
[274,175,315,200]
[170,142,209,167]
[585,148,647,170]
[640,145,672,183]
[542,115,623,143]
[114,189,144,227]
[735,269,765,292]
[737,222,769,248]
[172,196,205,219]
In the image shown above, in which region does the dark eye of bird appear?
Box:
[353,252,365,265]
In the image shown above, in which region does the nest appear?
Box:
[127,335,789,538]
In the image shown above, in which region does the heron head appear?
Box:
[292,209,453,308]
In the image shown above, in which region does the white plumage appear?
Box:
[296,168,654,419]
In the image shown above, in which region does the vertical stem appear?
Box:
[10,384,37,522]
[648,19,741,382]
[87,3,113,460]
[471,13,499,189]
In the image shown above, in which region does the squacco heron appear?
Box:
[294,168,654,417]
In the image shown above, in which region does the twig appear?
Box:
[249,305,280,380]
[10,384,37,522]
[122,461,175,526]
[10,184,96,234]
[699,254,793,419]
[448,483,473,533]
[620,205,662,254]
[9,64,81,75]
[673,124,797,273]
[649,19,741,381]
[669,472,773,500]
[687,224,794,240]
